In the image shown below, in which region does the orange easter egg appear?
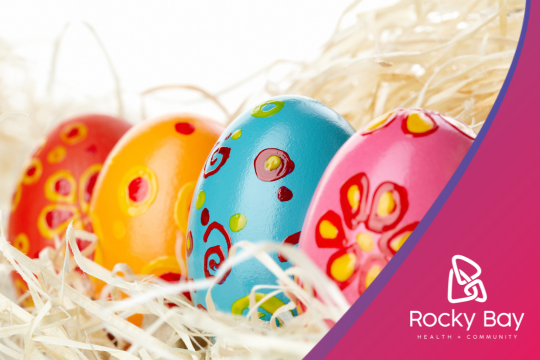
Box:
[89,114,223,294]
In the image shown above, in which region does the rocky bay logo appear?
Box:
[411,254,524,339]
[447,255,487,304]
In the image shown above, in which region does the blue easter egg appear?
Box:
[186,95,354,321]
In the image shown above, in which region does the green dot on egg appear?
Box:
[195,190,205,209]
[231,129,242,139]
[229,213,247,232]
[251,99,285,118]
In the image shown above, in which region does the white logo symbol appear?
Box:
[447,255,487,304]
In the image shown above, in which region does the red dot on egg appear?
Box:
[54,178,71,196]
[128,177,149,202]
[26,166,36,177]
[175,122,195,135]
[84,173,99,203]
[159,272,182,282]
[201,208,210,226]
[45,209,74,229]
[277,186,293,202]
[225,132,232,140]
[67,127,80,138]
[86,144,97,154]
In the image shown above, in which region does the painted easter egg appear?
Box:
[89,114,223,294]
[8,114,131,299]
[298,108,476,305]
[186,95,355,320]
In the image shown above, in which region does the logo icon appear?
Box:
[447,255,487,304]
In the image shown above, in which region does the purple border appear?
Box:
[304,2,531,358]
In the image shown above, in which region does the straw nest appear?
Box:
[0,0,525,359]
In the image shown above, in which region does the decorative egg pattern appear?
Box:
[8,115,131,256]
[186,95,355,320]
[8,114,131,298]
[89,114,223,294]
[299,108,475,305]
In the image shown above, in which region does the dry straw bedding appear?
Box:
[0,0,525,359]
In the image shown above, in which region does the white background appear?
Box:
[0,0,355,124]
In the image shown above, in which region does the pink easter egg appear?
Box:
[298,108,476,305]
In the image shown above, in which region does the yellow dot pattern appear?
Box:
[44,170,77,203]
[118,165,158,217]
[406,112,435,134]
[356,233,374,252]
[347,185,360,212]
[47,145,67,164]
[60,122,88,145]
[319,220,338,239]
[13,233,30,254]
[264,155,282,171]
[22,159,43,185]
[330,253,357,282]
[362,111,394,133]
[377,191,395,217]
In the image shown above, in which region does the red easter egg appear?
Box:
[7,114,131,273]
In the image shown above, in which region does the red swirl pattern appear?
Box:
[203,143,231,179]
[203,221,232,284]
